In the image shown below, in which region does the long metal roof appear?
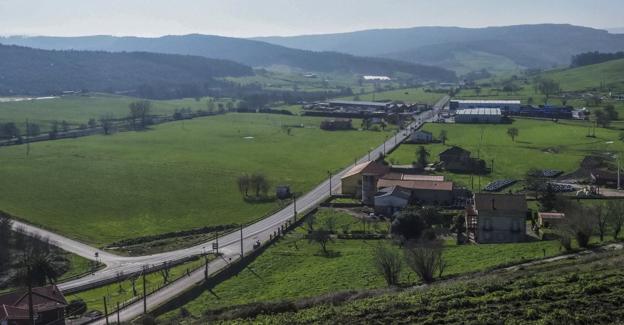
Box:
[456,108,502,116]
[328,100,390,107]
[452,99,521,104]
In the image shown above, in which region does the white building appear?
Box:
[450,100,521,113]
[455,108,502,124]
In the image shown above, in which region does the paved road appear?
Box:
[12,95,450,323]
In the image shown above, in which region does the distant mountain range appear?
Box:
[0,44,252,97]
[0,34,455,82]
[608,27,624,34]
[254,24,624,74]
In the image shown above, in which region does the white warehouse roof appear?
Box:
[453,100,521,104]
[456,108,502,115]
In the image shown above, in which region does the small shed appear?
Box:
[538,212,565,228]
[275,185,292,199]
[374,186,411,216]
[409,130,433,143]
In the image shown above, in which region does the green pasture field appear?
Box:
[0,113,395,246]
[388,118,624,190]
[160,209,561,321]
[0,93,231,132]
[544,58,624,92]
[339,87,443,105]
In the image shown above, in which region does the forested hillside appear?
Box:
[0,44,253,98]
[1,34,456,81]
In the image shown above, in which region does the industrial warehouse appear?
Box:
[454,108,502,123]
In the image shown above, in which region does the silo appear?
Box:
[361,173,378,206]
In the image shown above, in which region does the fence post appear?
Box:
[142,266,147,314]
[117,301,120,324]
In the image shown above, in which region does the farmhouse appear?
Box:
[439,146,487,173]
[466,193,527,244]
[409,130,433,143]
[377,178,454,205]
[374,186,411,216]
[538,212,565,228]
[0,285,68,325]
[450,99,521,113]
[341,161,390,197]
[455,108,502,124]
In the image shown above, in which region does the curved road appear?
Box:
[11,95,449,323]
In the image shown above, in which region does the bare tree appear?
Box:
[558,202,596,248]
[308,228,332,256]
[160,262,171,284]
[404,239,443,283]
[595,203,608,242]
[372,243,402,286]
[99,114,114,135]
[606,200,624,239]
[237,174,251,197]
[129,101,151,130]
[250,173,269,198]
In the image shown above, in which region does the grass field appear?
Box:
[66,256,209,313]
[0,94,231,132]
[0,113,395,246]
[160,209,561,321]
[544,58,624,92]
[338,87,443,105]
[388,118,624,190]
[227,250,624,324]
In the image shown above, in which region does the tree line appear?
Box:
[571,51,624,68]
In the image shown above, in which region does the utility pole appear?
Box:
[618,154,621,190]
[142,266,147,314]
[383,136,387,154]
[25,119,30,157]
[27,266,34,325]
[103,296,109,325]
[204,255,209,281]
[327,171,332,196]
[214,231,219,255]
[293,193,297,221]
[117,301,120,324]
[368,150,371,161]
[240,225,244,257]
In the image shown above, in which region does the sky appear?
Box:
[0,0,622,37]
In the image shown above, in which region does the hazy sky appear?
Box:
[1,0,622,37]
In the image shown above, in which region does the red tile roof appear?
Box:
[0,285,67,316]
[342,161,389,179]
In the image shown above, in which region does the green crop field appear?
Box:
[0,94,231,132]
[388,118,624,190]
[0,113,395,246]
[224,250,624,325]
[160,209,561,322]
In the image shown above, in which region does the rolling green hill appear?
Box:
[256,24,624,75]
[544,58,624,91]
